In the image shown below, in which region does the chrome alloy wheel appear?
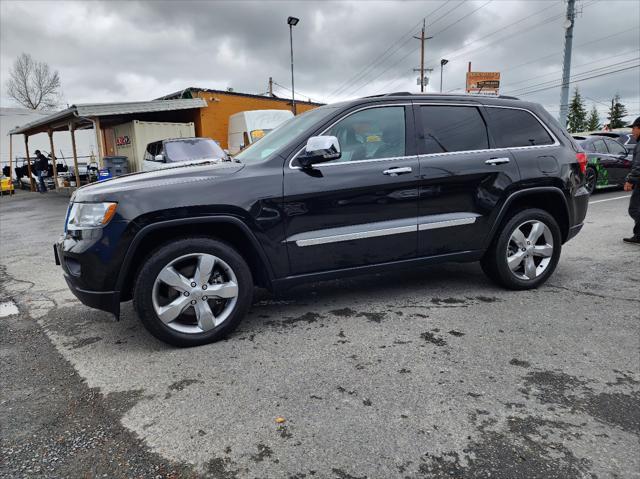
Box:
[151,253,239,334]
[506,220,554,281]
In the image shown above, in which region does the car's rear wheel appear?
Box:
[481,209,561,290]
[585,166,597,195]
[133,237,253,347]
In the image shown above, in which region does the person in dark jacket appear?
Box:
[33,150,49,193]
[623,117,640,244]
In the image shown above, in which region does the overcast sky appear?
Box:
[1,0,639,123]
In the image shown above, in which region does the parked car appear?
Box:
[589,131,637,151]
[55,93,589,347]
[142,137,228,171]
[228,110,294,155]
[573,135,632,194]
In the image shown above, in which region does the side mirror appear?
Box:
[154,154,165,162]
[298,136,341,168]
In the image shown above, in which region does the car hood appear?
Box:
[72,161,245,202]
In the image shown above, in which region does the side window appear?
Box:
[325,106,405,162]
[419,105,488,154]
[593,139,607,154]
[486,107,554,148]
[604,138,626,155]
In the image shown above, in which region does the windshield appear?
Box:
[234,106,339,163]
[165,138,227,163]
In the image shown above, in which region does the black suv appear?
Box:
[55,94,589,346]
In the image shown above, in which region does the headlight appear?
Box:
[67,202,118,230]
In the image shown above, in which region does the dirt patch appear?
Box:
[509,358,531,368]
[420,331,447,346]
[356,311,385,323]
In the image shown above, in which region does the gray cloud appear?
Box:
[1,0,638,121]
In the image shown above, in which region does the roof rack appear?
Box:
[364,92,520,100]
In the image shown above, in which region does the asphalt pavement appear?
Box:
[1,188,638,479]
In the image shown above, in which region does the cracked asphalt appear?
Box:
[1,189,638,478]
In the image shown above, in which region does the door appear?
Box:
[603,138,632,185]
[414,103,521,257]
[283,105,419,275]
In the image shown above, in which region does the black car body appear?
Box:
[573,135,633,194]
[55,93,589,346]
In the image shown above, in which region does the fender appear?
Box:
[483,186,570,249]
[115,215,276,292]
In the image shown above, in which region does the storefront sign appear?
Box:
[466,72,501,96]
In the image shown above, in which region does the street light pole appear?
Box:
[287,16,299,115]
[440,59,448,93]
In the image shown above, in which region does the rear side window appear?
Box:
[419,105,488,154]
[604,138,626,155]
[486,107,554,148]
[593,139,607,154]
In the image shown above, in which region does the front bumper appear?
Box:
[55,238,120,317]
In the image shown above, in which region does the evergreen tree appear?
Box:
[586,105,600,131]
[566,87,587,133]
[607,94,628,129]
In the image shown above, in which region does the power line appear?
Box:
[505,58,639,95]
[515,64,639,97]
[344,0,498,97]
[327,0,455,98]
[333,0,468,98]
[272,81,318,103]
[378,1,578,95]
[504,53,640,93]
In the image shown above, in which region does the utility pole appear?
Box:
[413,20,433,93]
[559,0,576,127]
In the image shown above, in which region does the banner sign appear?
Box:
[466,72,500,96]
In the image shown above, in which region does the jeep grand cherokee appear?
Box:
[55,93,589,347]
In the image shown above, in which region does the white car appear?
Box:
[142,138,229,171]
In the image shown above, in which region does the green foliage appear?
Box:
[586,105,600,131]
[607,94,628,129]
[566,87,587,133]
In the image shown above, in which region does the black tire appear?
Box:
[133,237,253,347]
[481,208,562,290]
[585,166,597,195]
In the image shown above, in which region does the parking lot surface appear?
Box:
[1,189,639,478]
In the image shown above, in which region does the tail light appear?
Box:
[576,152,587,174]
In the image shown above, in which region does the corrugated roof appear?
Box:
[157,87,325,106]
[9,99,206,135]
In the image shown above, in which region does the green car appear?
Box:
[573,135,633,194]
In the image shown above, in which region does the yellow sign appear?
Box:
[466,71,501,96]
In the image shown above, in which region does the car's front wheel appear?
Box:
[133,237,253,347]
[481,209,561,290]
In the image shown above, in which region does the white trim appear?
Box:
[289,214,479,247]
[418,216,477,231]
[294,224,415,247]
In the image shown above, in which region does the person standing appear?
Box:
[623,117,640,244]
[33,150,49,193]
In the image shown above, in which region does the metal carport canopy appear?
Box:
[8,98,207,136]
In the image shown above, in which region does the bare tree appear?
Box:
[6,53,61,110]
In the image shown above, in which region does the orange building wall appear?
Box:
[192,90,320,148]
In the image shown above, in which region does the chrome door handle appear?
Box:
[383,167,412,176]
[485,157,510,165]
